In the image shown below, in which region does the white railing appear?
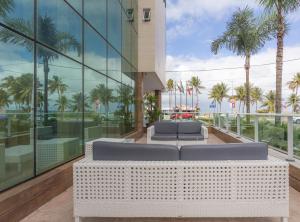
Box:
[160,111,300,161]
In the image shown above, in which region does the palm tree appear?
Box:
[70,92,89,112]
[251,86,263,111]
[0,88,10,111]
[258,0,300,116]
[166,79,174,111]
[55,95,68,113]
[90,84,114,114]
[287,72,300,96]
[211,7,274,114]
[48,75,68,101]
[235,85,246,112]
[287,93,300,113]
[190,76,204,109]
[261,90,275,113]
[0,15,81,121]
[209,82,229,112]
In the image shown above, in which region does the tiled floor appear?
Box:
[21,134,300,222]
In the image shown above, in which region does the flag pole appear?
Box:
[185,81,188,111]
[174,81,177,111]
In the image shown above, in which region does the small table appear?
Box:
[85,137,135,158]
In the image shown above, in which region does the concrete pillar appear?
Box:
[135,73,144,136]
[155,90,162,110]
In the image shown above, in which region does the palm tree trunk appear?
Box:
[192,89,194,110]
[43,57,49,124]
[275,5,284,124]
[256,101,258,112]
[245,54,251,114]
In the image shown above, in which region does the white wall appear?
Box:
[138,0,166,91]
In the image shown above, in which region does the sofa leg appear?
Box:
[75,216,82,222]
[281,217,288,222]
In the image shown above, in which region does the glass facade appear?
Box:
[0,0,138,191]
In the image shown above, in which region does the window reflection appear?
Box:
[108,0,121,52]
[37,0,82,61]
[108,46,121,82]
[84,23,107,74]
[84,0,106,36]
[0,28,34,191]
[84,67,107,141]
[36,45,82,174]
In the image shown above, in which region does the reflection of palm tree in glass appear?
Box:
[70,92,89,113]
[48,75,68,102]
[0,73,33,111]
[0,0,14,17]
[0,89,10,111]
[90,84,114,115]
[55,95,68,117]
[0,15,81,121]
[116,85,134,131]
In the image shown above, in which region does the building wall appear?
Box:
[0,0,138,191]
[138,0,166,91]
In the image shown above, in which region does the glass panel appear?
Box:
[240,114,254,140]
[0,0,34,37]
[294,120,300,159]
[65,0,82,14]
[107,79,121,138]
[108,46,121,82]
[84,0,106,36]
[84,67,107,141]
[108,0,121,52]
[37,0,82,61]
[122,9,131,62]
[84,23,107,74]
[228,113,237,133]
[36,45,83,174]
[258,115,288,154]
[0,28,34,191]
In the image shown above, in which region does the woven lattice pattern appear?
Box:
[182,166,232,200]
[74,165,127,200]
[236,165,288,200]
[130,166,178,200]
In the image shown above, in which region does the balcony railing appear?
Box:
[160,111,300,161]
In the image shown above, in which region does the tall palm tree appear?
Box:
[70,92,89,113]
[287,72,300,96]
[0,15,81,121]
[0,88,10,111]
[258,0,300,116]
[251,86,263,111]
[287,93,300,113]
[211,7,275,114]
[209,82,229,112]
[190,76,204,109]
[166,79,174,111]
[261,90,275,113]
[48,75,68,101]
[235,85,246,112]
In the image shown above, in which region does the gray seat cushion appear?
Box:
[178,134,204,141]
[180,143,268,160]
[152,134,178,141]
[93,141,179,161]
[178,122,202,134]
[154,121,178,134]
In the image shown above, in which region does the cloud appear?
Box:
[163,45,300,112]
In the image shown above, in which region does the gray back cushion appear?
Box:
[154,121,178,134]
[178,122,202,134]
[180,143,268,160]
[93,141,179,161]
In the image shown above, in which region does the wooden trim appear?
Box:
[0,158,80,222]
[211,127,242,143]
[290,164,300,192]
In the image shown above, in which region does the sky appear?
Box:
[163,0,300,113]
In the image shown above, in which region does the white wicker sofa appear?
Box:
[147,121,208,146]
[73,141,289,222]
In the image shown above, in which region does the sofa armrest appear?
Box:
[202,125,208,139]
[147,125,155,143]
